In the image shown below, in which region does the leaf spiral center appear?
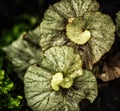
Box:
[66,17,91,45]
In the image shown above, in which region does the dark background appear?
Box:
[0,0,120,111]
[0,0,120,31]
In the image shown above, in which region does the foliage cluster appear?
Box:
[1,0,120,111]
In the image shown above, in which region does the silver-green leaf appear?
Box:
[3,31,43,79]
[39,0,115,70]
[116,10,120,37]
[24,46,97,111]
[24,65,97,111]
[41,46,82,74]
[40,0,99,50]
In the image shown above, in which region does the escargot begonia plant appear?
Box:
[3,0,119,111]
[24,46,97,111]
[3,27,43,79]
[40,0,115,69]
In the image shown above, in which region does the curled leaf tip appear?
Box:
[68,17,75,23]
[51,72,63,91]
[51,72,74,91]
[70,69,83,79]
[60,77,73,89]
[66,17,91,45]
